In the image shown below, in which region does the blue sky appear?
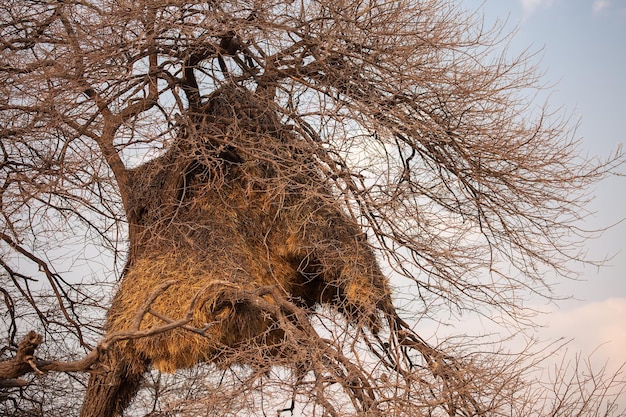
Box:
[459,0,626,384]
[501,0,626,301]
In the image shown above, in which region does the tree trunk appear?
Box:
[79,347,147,417]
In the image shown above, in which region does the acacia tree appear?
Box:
[1,0,624,416]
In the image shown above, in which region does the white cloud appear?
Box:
[520,0,556,15]
[415,297,626,408]
[538,298,626,374]
[591,0,626,15]
[419,297,626,369]
[593,0,612,14]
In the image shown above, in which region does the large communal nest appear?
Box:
[106,85,394,373]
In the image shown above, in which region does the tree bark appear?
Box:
[0,332,103,385]
[79,347,148,417]
[0,331,45,385]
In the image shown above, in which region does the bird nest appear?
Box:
[105,85,392,373]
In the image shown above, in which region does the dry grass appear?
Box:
[108,254,282,372]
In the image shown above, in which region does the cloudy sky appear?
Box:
[459,0,626,388]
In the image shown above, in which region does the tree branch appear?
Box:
[0,281,182,384]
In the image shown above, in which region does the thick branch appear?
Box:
[0,331,104,384]
[0,281,182,384]
[0,331,43,381]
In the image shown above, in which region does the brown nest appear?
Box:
[106,85,393,373]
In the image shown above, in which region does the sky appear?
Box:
[458,0,626,392]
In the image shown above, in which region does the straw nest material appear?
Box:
[106,85,393,373]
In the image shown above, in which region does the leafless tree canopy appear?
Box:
[0,0,624,416]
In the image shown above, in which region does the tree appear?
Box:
[1,0,624,416]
